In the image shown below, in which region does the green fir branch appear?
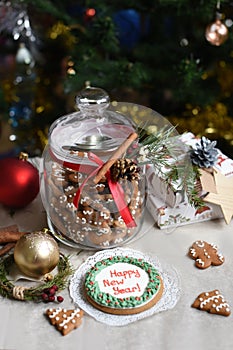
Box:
[136,125,180,169]
[165,163,205,208]
[132,125,205,209]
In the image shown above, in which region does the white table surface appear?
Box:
[0,190,233,350]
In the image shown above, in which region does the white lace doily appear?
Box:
[69,247,181,326]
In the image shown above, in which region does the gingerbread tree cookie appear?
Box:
[188,240,224,269]
[192,290,231,316]
[45,307,84,335]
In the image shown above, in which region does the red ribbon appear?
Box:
[49,149,136,228]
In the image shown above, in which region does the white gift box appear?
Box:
[146,132,232,229]
[146,191,223,229]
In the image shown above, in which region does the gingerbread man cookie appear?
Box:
[45,307,84,336]
[188,240,224,269]
[192,290,231,316]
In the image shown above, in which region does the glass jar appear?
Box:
[42,86,146,250]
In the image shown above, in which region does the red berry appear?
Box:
[43,288,50,295]
[49,287,56,296]
[57,296,64,303]
[41,293,49,301]
[48,295,55,302]
[52,285,58,291]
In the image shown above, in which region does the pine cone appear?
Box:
[110,158,140,182]
[190,136,218,168]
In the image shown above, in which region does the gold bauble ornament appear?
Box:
[205,18,228,46]
[14,231,60,278]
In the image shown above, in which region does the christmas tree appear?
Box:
[0,0,233,157]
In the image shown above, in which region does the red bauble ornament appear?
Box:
[84,7,96,22]
[0,153,40,208]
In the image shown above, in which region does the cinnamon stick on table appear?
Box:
[0,225,28,244]
[0,243,16,256]
[0,225,21,256]
[0,231,28,244]
[0,224,19,234]
[0,225,29,256]
[94,132,138,184]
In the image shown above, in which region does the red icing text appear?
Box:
[109,268,141,279]
[100,268,142,296]
[112,283,141,295]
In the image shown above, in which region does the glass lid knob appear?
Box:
[76,86,110,115]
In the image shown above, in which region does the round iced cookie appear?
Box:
[84,255,163,315]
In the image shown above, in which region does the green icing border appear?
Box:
[85,255,161,309]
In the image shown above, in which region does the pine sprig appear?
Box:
[165,163,205,208]
[0,254,73,302]
[135,125,179,170]
[132,125,205,209]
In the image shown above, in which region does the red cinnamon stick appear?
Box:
[93,132,138,184]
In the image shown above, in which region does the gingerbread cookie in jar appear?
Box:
[42,86,146,249]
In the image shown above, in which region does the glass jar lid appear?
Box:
[48,86,136,161]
